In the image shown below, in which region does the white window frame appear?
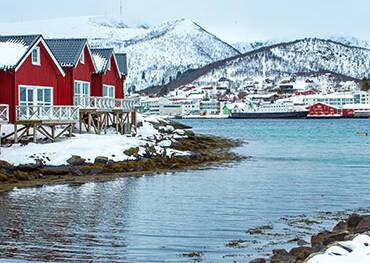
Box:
[103,85,115,98]
[18,85,53,106]
[31,47,41,66]
[80,51,85,64]
[74,80,90,97]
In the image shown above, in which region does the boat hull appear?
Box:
[230,111,308,119]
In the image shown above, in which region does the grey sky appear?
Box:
[1,0,369,43]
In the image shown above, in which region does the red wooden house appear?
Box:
[308,103,342,118]
[91,48,124,99]
[0,35,67,123]
[46,38,97,106]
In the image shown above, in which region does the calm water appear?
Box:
[0,119,369,262]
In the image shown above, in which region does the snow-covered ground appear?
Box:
[308,234,370,263]
[0,115,190,166]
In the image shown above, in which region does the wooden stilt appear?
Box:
[33,124,37,143]
[14,123,18,143]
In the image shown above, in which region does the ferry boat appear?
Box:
[230,101,308,119]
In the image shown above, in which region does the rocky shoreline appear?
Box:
[250,213,370,263]
[0,130,245,193]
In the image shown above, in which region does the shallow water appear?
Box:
[0,119,369,262]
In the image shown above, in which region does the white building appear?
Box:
[302,93,354,108]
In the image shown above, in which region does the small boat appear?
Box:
[230,101,308,119]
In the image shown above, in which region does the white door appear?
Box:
[19,86,53,119]
[74,81,90,107]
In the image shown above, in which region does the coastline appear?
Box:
[249,213,370,263]
[0,132,245,193]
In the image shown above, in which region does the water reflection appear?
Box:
[0,119,369,262]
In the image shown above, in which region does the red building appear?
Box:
[295,89,318,96]
[308,103,342,118]
[91,48,124,99]
[0,35,66,122]
[46,39,97,106]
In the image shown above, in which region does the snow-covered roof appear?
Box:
[0,35,41,70]
[92,53,107,72]
[0,41,29,69]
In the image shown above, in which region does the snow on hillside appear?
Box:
[0,16,240,91]
[196,38,370,85]
[233,36,370,54]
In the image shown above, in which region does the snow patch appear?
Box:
[308,234,370,263]
[0,41,28,69]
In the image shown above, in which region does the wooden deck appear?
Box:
[1,98,138,144]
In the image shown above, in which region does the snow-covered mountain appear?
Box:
[0,16,240,91]
[233,36,370,54]
[193,38,370,86]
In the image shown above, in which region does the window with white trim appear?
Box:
[74,81,90,97]
[32,47,41,65]
[80,51,85,64]
[19,86,53,107]
[103,85,115,98]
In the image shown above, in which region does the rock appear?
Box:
[347,214,363,229]
[17,160,43,172]
[289,247,314,261]
[124,147,140,157]
[94,156,109,164]
[333,220,347,232]
[0,160,13,170]
[40,166,70,176]
[355,215,370,233]
[297,239,309,246]
[249,259,266,263]
[67,156,86,166]
[311,231,349,249]
[72,168,84,177]
[270,249,296,263]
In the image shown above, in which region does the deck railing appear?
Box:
[0,104,9,123]
[74,96,137,112]
[16,105,79,122]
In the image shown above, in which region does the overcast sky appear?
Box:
[1,0,369,43]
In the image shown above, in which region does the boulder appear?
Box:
[0,160,13,169]
[17,160,43,172]
[347,214,362,229]
[289,246,314,261]
[355,215,370,233]
[67,156,86,166]
[333,220,347,232]
[124,147,140,157]
[94,156,109,164]
[270,249,296,263]
[311,231,349,249]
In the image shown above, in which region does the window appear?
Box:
[80,51,85,64]
[19,86,53,107]
[74,81,90,97]
[107,59,111,71]
[32,47,40,65]
[103,85,115,98]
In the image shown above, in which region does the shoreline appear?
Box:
[0,133,246,193]
[250,213,370,263]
